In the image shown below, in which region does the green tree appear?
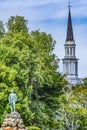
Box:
[0,32,34,126]
[55,86,87,130]
[0,21,5,38]
[83,77,87,86]
[28,30,67,129]
[6,15,28,32]
[0,17,67,129]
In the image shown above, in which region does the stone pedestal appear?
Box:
[1,112,27,130]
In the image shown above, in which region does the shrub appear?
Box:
[26,126,40,130]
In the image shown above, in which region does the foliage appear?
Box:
[55,85,87,130]
[0,21,5,38]
[83,77,87,86]
[6,15,28,33]
[1,15,87,130]
[26,126,40,130]
[0,16,67,129]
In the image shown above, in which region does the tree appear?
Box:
[0,32,34,126]
[0,17,67,129]
[83,77,87,86]
[6,15,28,32]
[55,85,87,130]
[27,30,67,129]
[0,21,5,38]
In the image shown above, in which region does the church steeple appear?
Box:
[66,0,74,42]
[62,0,82,85]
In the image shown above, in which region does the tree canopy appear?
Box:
[0,16,67,129]
[6,15,28,32]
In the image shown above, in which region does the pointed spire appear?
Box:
[68,0,71,8]
[66,0,74,42]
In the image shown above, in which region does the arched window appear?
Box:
[66,63,69,74]
[70,48,72,55]
[67,48,69,55]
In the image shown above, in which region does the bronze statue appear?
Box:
[9,90,17,112]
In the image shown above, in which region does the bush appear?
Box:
[26,126,40,130]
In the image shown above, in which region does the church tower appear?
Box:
[62,1,80,85]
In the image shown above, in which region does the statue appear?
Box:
[8,90,17,112]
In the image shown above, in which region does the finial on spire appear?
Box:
[68,0,71,8]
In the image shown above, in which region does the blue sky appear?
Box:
[0,0,87,78]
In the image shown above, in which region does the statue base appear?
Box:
[1,112,27,130]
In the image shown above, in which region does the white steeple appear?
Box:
[62,1,81,85]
